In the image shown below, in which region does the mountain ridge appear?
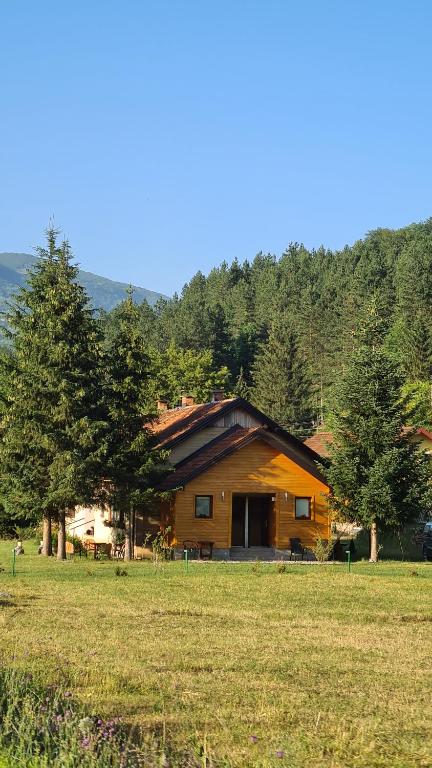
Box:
[0,252,165,312]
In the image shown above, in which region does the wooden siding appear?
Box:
[169,427,229,464]
[172,438,330,549]
[214,408,263,429]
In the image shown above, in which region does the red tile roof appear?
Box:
[151,398,236,448]
[158,425,260,490]
[303,432,334,458]
[417,427,432,441]
[305,427,432,458]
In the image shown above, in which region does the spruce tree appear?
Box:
[103,291,166,560]
[327,298,432,561]
[251,317,314,437]
[234,367,250,399]
[0,229,105,558]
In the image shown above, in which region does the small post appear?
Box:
[345,549,351,573]
[12,548,16,577]
[184,548,189,574]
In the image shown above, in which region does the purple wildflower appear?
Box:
[56,714,62,722]
[276,750,285,758]
[81,737,91,749]
[249,735,258,743]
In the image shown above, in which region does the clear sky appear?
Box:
[1,1,432,296]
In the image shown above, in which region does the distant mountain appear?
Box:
[0,253,165,313]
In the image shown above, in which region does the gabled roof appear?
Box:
[305,426,432,458]
[158,425,257,489]
[151,398,236,449]
[401,426,432,441]
[152,396,323,464]
[303,431,334,458]
[158,423,327,490]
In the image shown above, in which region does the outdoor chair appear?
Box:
[198,540,214,560]
[65,541,74,559]
[183,539,199,559]
[113,542,125,559]
[289,538,306,561]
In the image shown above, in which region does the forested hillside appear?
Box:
[0,253,164,311]
[103,218,432,435]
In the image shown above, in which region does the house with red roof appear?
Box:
[151,391,330,559]
[68,391,331,559]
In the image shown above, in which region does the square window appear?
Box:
[295,497,311,519]
[195,495,213,519]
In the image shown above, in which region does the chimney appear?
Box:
[157,398,169,412]
[212,389,225,402]
[181,394,195,407]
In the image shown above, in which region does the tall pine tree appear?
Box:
[252,317,314,437]
[327,297,432,561]
[0,229,106,558]
[103,291,167,560]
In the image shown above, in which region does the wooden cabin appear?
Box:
[153,393,330,559]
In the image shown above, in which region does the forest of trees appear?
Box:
[1,220,431,557]
[100,218,432,436]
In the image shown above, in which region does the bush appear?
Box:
[309,536,334,563]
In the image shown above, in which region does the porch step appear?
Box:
[230,547,275,561]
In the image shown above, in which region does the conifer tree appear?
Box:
[327,298,432,561]
[103,291,166,560]
[251,317,314,437]
[234,367,250,399]
[0,229,105,558]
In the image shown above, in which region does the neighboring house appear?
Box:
[402,427,432,456]
[67,392,331,559]
[304,427,432,459]
[66,504,112,544]
[154,392,330,559]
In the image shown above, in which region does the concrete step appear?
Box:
[230,547,275,561]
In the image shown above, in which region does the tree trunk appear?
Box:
[124,510,132,561]
[41,513,52,556]
[57,510,66,561]
[369,520,378,563]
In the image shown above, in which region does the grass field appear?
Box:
[1,541,431,768]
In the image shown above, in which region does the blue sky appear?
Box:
[1,1,432,296]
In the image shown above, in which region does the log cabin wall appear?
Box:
[171,439,329,549]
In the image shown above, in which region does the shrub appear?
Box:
[309,536,334,563]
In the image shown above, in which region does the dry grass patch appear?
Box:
[0,542,431,767]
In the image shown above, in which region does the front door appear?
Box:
[231,495,271,547]
[231,495,246,546]
[248,496,269,546]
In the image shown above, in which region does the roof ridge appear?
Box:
[153,397,242,448]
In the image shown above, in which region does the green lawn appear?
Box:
[1,541,431,768]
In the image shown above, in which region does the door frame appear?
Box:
[231,493,273,548]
